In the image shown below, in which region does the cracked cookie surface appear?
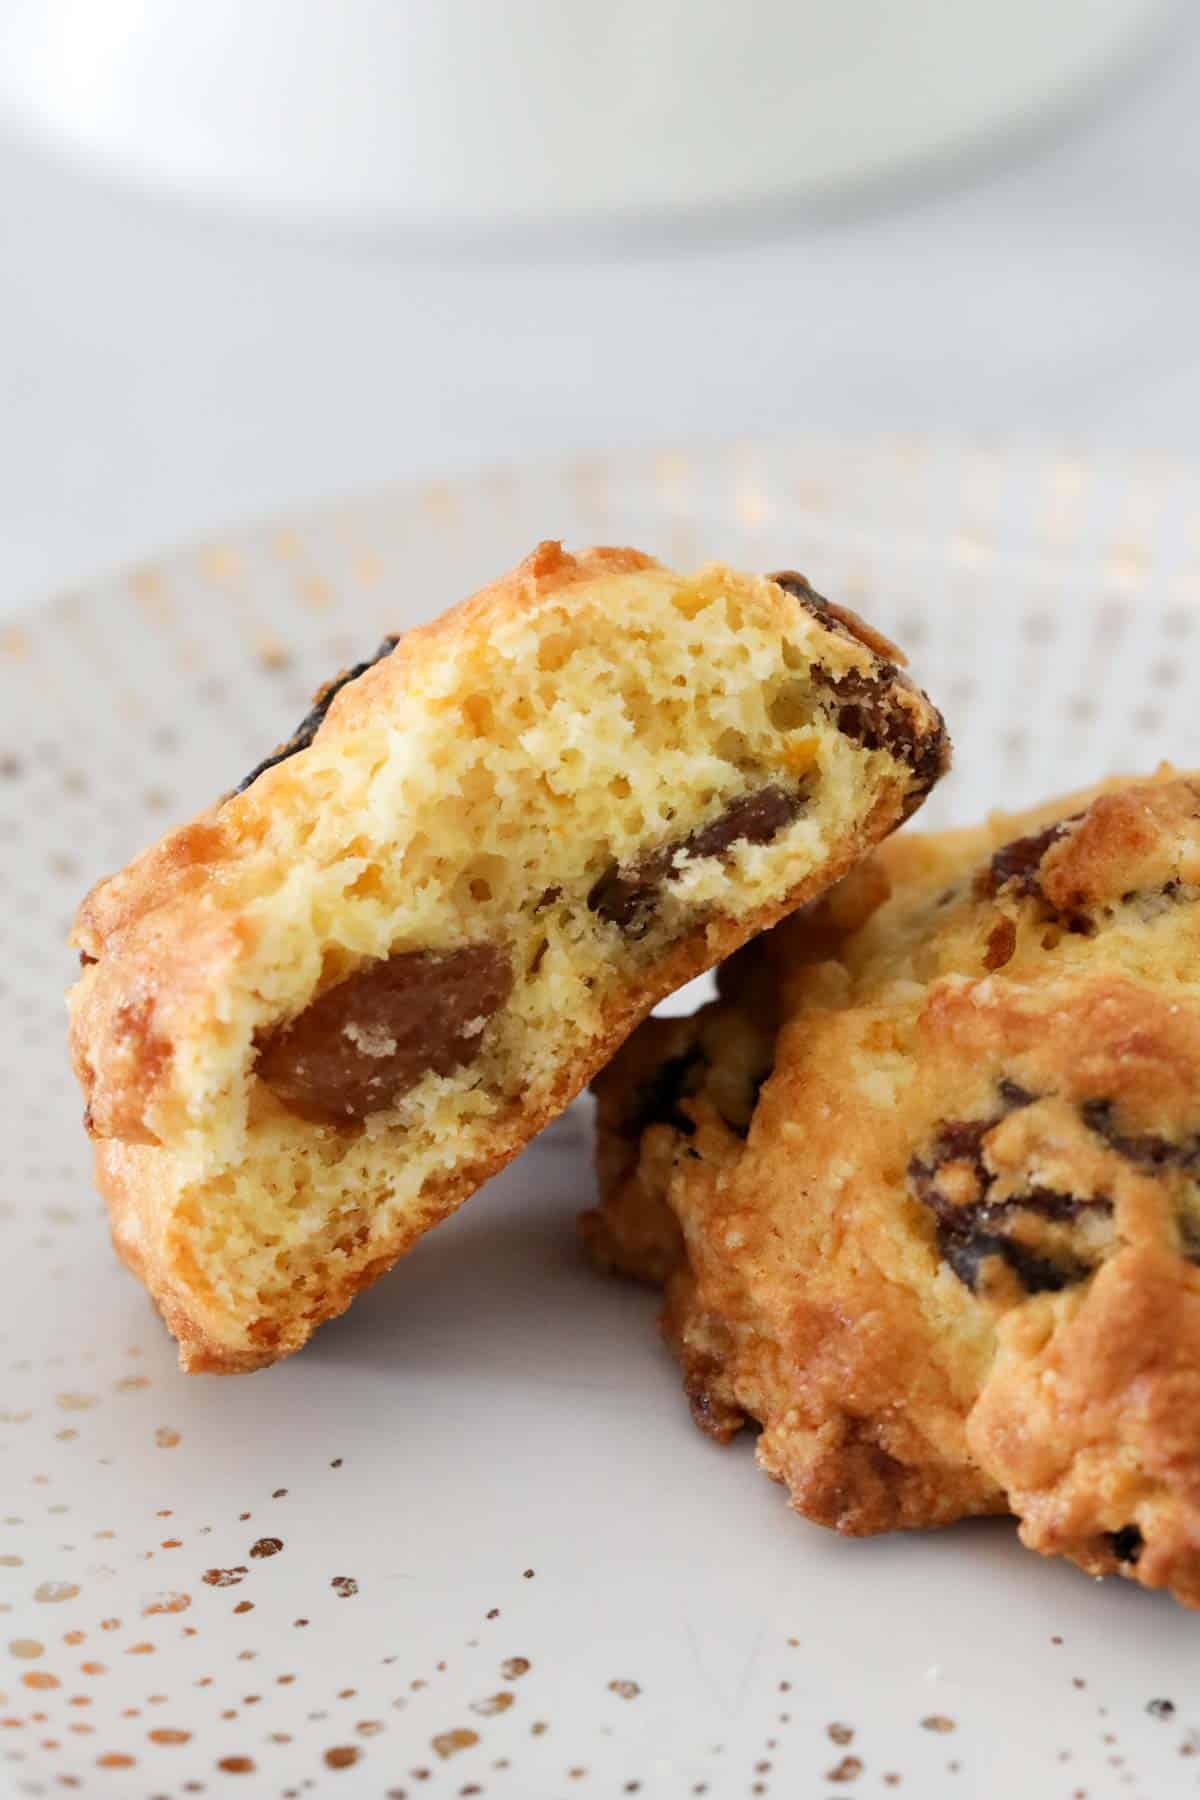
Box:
[585,769,1200,1605]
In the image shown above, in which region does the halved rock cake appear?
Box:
[586,771,1200,1607]
[70,542,946,1371]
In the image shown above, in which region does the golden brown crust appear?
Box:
[588,769,1200,1603]
[69,542,946,1370]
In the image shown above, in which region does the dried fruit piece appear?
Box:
[588,784,807,935]
[236,636,399,793]
[257,945,512,1121]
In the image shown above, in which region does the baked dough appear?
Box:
[69,543,946,1371]
[586,770,1200,1606]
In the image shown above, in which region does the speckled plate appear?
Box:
[4,439,1200,1800]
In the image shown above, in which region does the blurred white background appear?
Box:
[0,0,1197,615]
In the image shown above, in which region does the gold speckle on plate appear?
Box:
[300,574,334,613]
[142,1592,190,1617]
[324,1744,361,1768]
[353,551,384,590]
[130,568,171,620]
[470,1693,513,1718]
[1105,541,1150,592]
[654,450,689,490]
[734,484,771,526]
[432,1727,479,1759]
[201,546,243,587]
[33,1582,79,1605]
[255,633,291,672]
[422,482,460,523]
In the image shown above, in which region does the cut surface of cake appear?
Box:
[70,541,947,1370]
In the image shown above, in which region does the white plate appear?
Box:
[3,438,1199,1800]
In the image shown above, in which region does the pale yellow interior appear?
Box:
[144,564,917,1354]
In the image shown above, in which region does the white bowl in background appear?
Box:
[0,0,1180,232]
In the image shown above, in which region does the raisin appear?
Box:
[909,1082,1110,1297]
[770,572,947,788]
[235,634,400,794]
[1080,1097,1200,1172]
[1106,1524,1144,1566]
[909,1117,992,1213]
[989,1191,1110,1227]
[984,821,1070,896]
[682,1358,744,1441]
[939,1229,1087,1296]
[256,943,512,1121]
[979,813,1089,903]
[684,785,805,860]
[1177,1212,1200,1267]
[1085,1104,1200,1264]
[983,916,1017,970]
[911,1150,1106,1292]
[624,1045,708,1140]
[811,665,948,800]
[587,845,675,937]
[723,1065,772,1140]
[588,784,806,936]
[769,571,899,660]
[811,664,899,752]
[900,729,951,814]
